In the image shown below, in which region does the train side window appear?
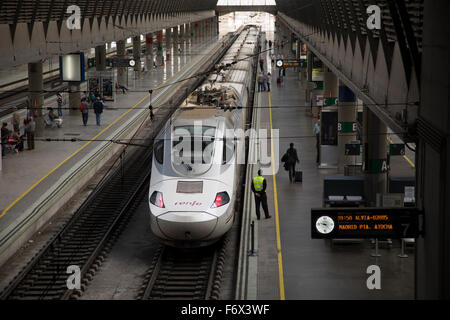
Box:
[154,140,164,164]
[222,137,235,164]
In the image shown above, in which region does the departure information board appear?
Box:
[276,59,301,68]
[311,208,421,239]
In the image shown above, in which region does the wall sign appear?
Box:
[311,208,422,239]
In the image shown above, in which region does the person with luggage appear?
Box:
[251,169,271,220]
[283,143,300,183]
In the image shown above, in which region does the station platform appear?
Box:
[250,44,416,299]
[0,36,220,267]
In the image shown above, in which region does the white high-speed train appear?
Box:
[148,26,261,247]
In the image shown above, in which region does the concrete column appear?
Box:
[337,82,357,173]
[165,28,172,52]
[208,18,213,38]
[205,19,210,39]
[215,15,219,35]
[173,25,179,49]
[28,61,45,137]
[296,39,301,59]
[145,33,154,71]
[199,20,204,42]
[133,36,142,78]
[363,105,387,206]
[323,67,338,98]
[416,0,450,299]
[156,30,164,66]
[186,23,192,44]
[68,82,81,115]
[117,40,127,86]
[306,50,314,103]
[179,24,185,42]
[95,45,106,71]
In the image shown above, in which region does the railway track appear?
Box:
[0,147,152,300]
[138,237,230,300]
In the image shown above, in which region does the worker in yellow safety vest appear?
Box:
[251,169,271,220]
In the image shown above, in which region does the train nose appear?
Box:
[156,211,218,240]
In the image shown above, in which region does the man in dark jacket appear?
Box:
[286,143,300,183]
[251,169,271,220]
[1,122,10,157]
[93,97,105,126]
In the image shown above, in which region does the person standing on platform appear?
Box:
[25,117,35,150]
[149,104,155,121]
[56,93,63,117]
[1,122,10,157]
[267,72,271,92]
[11,107,20,132]
[257,72,265,92]
[314,119,321,164]
[93,96,105,126]
[269,40,272,49]
[251,169,271,220]
[263,72,268,92]
[89,91,96,105]
[285,143,300,183]
[259,58,264,71]
[79,98,90,126]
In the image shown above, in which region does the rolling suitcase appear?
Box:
[294,171,303,183]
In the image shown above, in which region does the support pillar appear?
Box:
[156,30,164,66]
[68,83,81,116]
[179,24,185,42]
[363,105,387,206]
[306,50,314,103]
[186,23,192,45]
[95,45,106,71]
[416,0,450,299]
[196,21,202,43]
[133,36,142,78]
[28,61,45,137]
[165,28,172,53]
[338,82,357,173]
[117,40,127,86]
[145,34,154,71]
[205,19,210,39]
[173,26,179,50]
[215,15,219,35]
[296,39,301,60]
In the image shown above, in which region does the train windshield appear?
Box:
[171,125,217,175]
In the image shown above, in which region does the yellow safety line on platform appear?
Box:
[386,137,415,168]
[268,91,286,300]
[0,68,183,219]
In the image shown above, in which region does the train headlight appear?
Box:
[211,192,230,208]
[150,191,165,208]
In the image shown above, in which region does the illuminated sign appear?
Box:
[59,53,85,82]
[338,122,357,133]
[311,208,421,239]
[276,59,302,68]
